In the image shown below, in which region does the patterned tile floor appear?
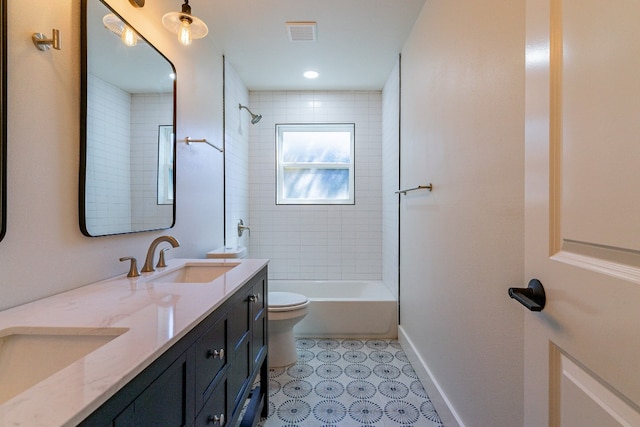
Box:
[258,338,443,426]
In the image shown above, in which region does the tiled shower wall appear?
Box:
[223,61,250,249]
[85,74,132,235]
[85,74,172,235]
[130,93,173,230]
[248,91,383,280]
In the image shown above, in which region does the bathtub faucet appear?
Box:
[142,235,180,273]
[238,219,251,237]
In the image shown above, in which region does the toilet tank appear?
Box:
[206,246,247,259]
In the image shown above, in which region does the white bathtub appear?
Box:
[268,280,398,339]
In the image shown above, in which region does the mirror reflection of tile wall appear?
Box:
[85,75,172,236]
[130,93,173,230]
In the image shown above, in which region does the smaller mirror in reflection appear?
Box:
[81,0,176,236]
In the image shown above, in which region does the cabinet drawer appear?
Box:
[195,317,227,400]
[228,291,250,351]
[250,277,265,322]
[195,379,227,427]
[250,275,267,368]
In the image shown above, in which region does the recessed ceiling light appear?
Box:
[304,71,319,79]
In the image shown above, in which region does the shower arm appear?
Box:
[239,104,262,124]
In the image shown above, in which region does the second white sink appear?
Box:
[152,262,240,283]
[0,326,128,404]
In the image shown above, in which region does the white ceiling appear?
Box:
[183,0,426,90]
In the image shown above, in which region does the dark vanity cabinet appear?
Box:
[79,267,268,427]
[226,277,268,426]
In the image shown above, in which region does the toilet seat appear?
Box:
[269,292,309,312]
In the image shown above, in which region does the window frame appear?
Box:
[157,125,174,205]
[276,123,355,205]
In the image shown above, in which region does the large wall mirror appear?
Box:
[80,0,176,236]
[0,0,5,242]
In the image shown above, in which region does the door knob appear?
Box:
[508,279,546,311]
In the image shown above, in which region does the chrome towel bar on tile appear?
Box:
[395,183,433,195]
[184,137,223,152]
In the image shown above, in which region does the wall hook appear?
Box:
[32,29,61,51]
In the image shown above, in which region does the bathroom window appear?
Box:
[157,125,174,205]
[276,123,355,204]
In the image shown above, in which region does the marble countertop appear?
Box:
[0,258,268,427]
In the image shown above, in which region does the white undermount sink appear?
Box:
[151,262,240,283]
[0,326,128,404]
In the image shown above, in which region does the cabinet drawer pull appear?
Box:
[207,349,225,359]
[207,414,225,425]
[248,293,260,303]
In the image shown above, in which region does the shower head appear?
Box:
[239,104,262,124]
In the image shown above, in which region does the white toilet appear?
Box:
[268,291,309,367]
[206,246,309,367]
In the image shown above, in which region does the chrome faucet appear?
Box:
[141,235,180,273]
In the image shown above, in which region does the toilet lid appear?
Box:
[269,292,308,311]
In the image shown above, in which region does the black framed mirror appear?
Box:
[0,0,6,242]
[80,0,176,236]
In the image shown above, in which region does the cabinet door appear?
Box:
[133,353,191,427]
[227,337,251,422]
[227,289,250,352]
[195,379,227,427]
[250,275,267,369]
[195,316,227,405]
[226,286,251,411]
[112,404,134,427]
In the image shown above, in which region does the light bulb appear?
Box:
[121,26,137,47]
[178,17,192,46]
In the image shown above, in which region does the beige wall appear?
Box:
[0,0,224,310]
[399,0,525,425]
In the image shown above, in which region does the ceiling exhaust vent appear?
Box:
[286,21,317,42]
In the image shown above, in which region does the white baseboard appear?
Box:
[398,326,465,427]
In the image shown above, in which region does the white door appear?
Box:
[525,0,640,425]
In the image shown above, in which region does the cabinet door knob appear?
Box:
[207,414,225,425]
[207,349,224,359]
[248,293,260,303]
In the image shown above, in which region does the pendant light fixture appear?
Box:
[103,14,143,47]
[162,0,208,46]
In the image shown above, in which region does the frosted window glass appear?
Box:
[277,124,355,204]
